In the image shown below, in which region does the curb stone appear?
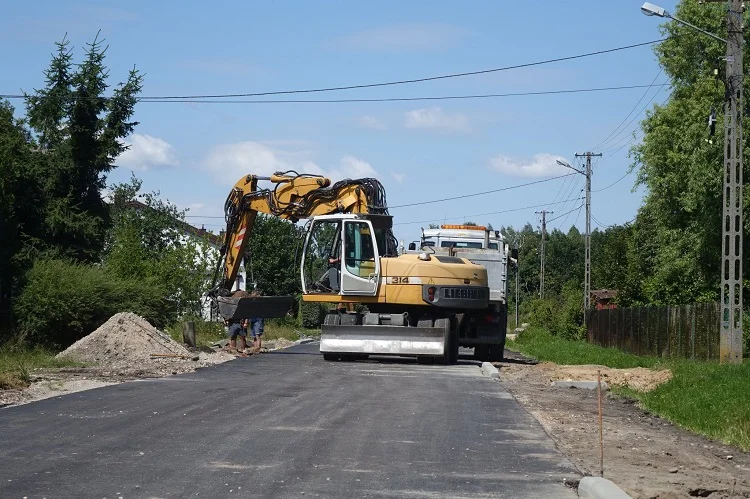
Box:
[295,338,315,345]
[578,477,631,499]
[480,362,499,379]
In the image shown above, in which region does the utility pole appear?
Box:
[535,211,552,299]
[514,235,524,328]
[574,152,602,315]
[719,0,744,363]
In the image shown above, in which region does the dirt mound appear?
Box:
[57,312,192,367]
[539,362,673,392]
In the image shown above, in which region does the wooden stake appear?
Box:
[598,369,604,477]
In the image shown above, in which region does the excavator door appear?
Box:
[301,215,380,296]
[340,219,380,296]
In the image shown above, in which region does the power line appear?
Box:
[591,69,663,151]
[388,173,576,209]
[548,203,584,223]
[133,84,670,104]
[593,171,632,192]
[573,204,585,227]
[3,84,666,104]
[392,197,584,226]
[600,86,672,153]
[0,39,665,102]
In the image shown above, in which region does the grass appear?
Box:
[507,327,750,451]
[0,339,80,390]
[508,326,660,368]
[166,317,319,348]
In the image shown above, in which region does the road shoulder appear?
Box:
[498,349,750,498]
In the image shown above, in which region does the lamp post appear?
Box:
[641,2,743,363]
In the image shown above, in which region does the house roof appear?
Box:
[125,200,223,248]
[591,289,618,300]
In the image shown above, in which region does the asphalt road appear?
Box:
[0,344,579,498]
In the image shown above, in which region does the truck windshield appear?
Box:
[440,241,483,249]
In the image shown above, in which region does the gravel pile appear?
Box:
[57,312,192,368]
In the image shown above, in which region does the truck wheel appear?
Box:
[323,353,339,361]
[448,316,459,364]
[488,342,506,362]
[474,344,489,362]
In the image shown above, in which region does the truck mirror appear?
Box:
[511,248,519,260]
[408,242,416,251]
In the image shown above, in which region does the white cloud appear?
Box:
[203,141,377,185]
[334,155,377,178]
[404,107,470,133]
[488,153,569,177]
[390,172,406,184]
[357,115,387,130]
[339,23,467,52]
[118,134,179,171]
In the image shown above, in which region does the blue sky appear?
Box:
[1,0,679,243]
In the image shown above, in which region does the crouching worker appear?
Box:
[225,318,249,356]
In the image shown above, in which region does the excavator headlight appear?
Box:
[418,252,431,261]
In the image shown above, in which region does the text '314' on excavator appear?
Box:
[208,171,508,364]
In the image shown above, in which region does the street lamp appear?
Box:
[641,1,743,363]
[640,2,727,43]
[556,159,577,173]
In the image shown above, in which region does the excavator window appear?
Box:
[344,222,376,278]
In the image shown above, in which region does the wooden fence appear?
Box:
[585,302,720,360]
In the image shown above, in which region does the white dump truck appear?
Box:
[405,224,515,361]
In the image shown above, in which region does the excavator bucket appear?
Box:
[320,325,448,357]
[217,296,296,321]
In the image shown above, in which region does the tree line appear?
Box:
[0,35,215,348]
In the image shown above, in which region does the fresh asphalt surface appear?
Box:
[0,343,579,498]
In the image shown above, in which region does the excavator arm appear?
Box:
[207,171,397,317]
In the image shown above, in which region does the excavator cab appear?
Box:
[217,214,388,321]
[301,214,382,296]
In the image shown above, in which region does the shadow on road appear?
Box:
[270,349,482,367]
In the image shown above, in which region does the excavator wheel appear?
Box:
[434,317,458,365]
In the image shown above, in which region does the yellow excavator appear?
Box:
[208,171,493,364]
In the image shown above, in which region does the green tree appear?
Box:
[544,227,584,296]
[245,215,307,296]
[104,176,216,318]
[24,33,143,262]
[0,101,44,331]
[631,1,749,305]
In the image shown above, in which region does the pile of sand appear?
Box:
[540,363,673,392]
[57,312,193,367]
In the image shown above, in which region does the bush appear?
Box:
[521,282,585,340]
[13,259,174,349]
